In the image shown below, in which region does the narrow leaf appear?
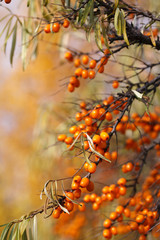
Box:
[33,216,37,240]
[22,230,28,240]
[10,21,17,65]
[81,0,93,26]
[132,90,143,99]
[150,28,156,47]
[0,223,12,240]
[55,181,70,214]
[95,21,103,51]
[114,7,120,32]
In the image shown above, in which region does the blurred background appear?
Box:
[0,0,159,239]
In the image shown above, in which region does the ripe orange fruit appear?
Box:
[52,22,60,32]
[74,58,81,67]
[57,134,67,142]
[5,0,12,3]
[80,177,90,188]
[103,229,112,239]
[88,163,97,174]
[112,80,119,89]
[82,55,89,65]
[52,208,61,219]
[105,112,113,121]
[82,69,88,79]
[44,24,51,33]
[103,218,112,228]
[78,202,86,211]
[88,70,95,79]
[63,19,70,28]
[89,60,97,69]
[65,52,73,61]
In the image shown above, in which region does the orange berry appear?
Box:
[52,22,60,32]
[124,208,131,218]
[65,191,74,202]
[111,151,118,161]
[136,214,145,223]
[73,175,82,183]
[92,202,100,211]
[75,67,82,76]
[112,80,119,89]
[74,58,81,67]
[90,109,99,119]
[86,181,94,192]
[88,70,95,79]
[103,219,112,228]
[70,76,78,85]
[66,201,74,212]
[107,192,114,201]
[80,177,90,188]
[83,194,90,203]
[139,235,147,240]
[78,202,86,211]
[102,186,109,194]
[89,60,97,69]
[82,55,89,65]
[82,69,88,79]
[105,112,113,121]
[63,19,70,28]
[116,205,124,214]
[88,163,97,174]
[75,112,82,121]
[85,117,93,126]
[65,51,73,61]
[68,83,74,92]
[110,212,118,220]
[44,24,51,33]
[84,141,89,150]
[65,136,73,145]
[52,208,61,219]
[69,125,78,134]
[103,229,112,239]
[100,132,109,141]
[92,135,101,145]
[73,189,81,198]
[100,56,109,65]
[97,64,104,73]
[57,134,67,142]
[126,162,134,172]
[130,221,138,230]
[110,226,118,235]
[90,193,97,202]
[117,178,126,186]
[71,181,80,190]
[119,186,127,196]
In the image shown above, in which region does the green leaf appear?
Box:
[8,225,16,240]
[101,20,111,52]
[42,0,48,6]
[95,21,103,51]
[22,230,28,240]
[114,0,119,10]
[121,9,129,45]
[0,14,10,23]
[114,7,120,32]
[3,16,13,54]
[81,0,94,26]
[21,20,29,71]
[19,219,29,236]
[0,223,12,240]
[10,21,17,65]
